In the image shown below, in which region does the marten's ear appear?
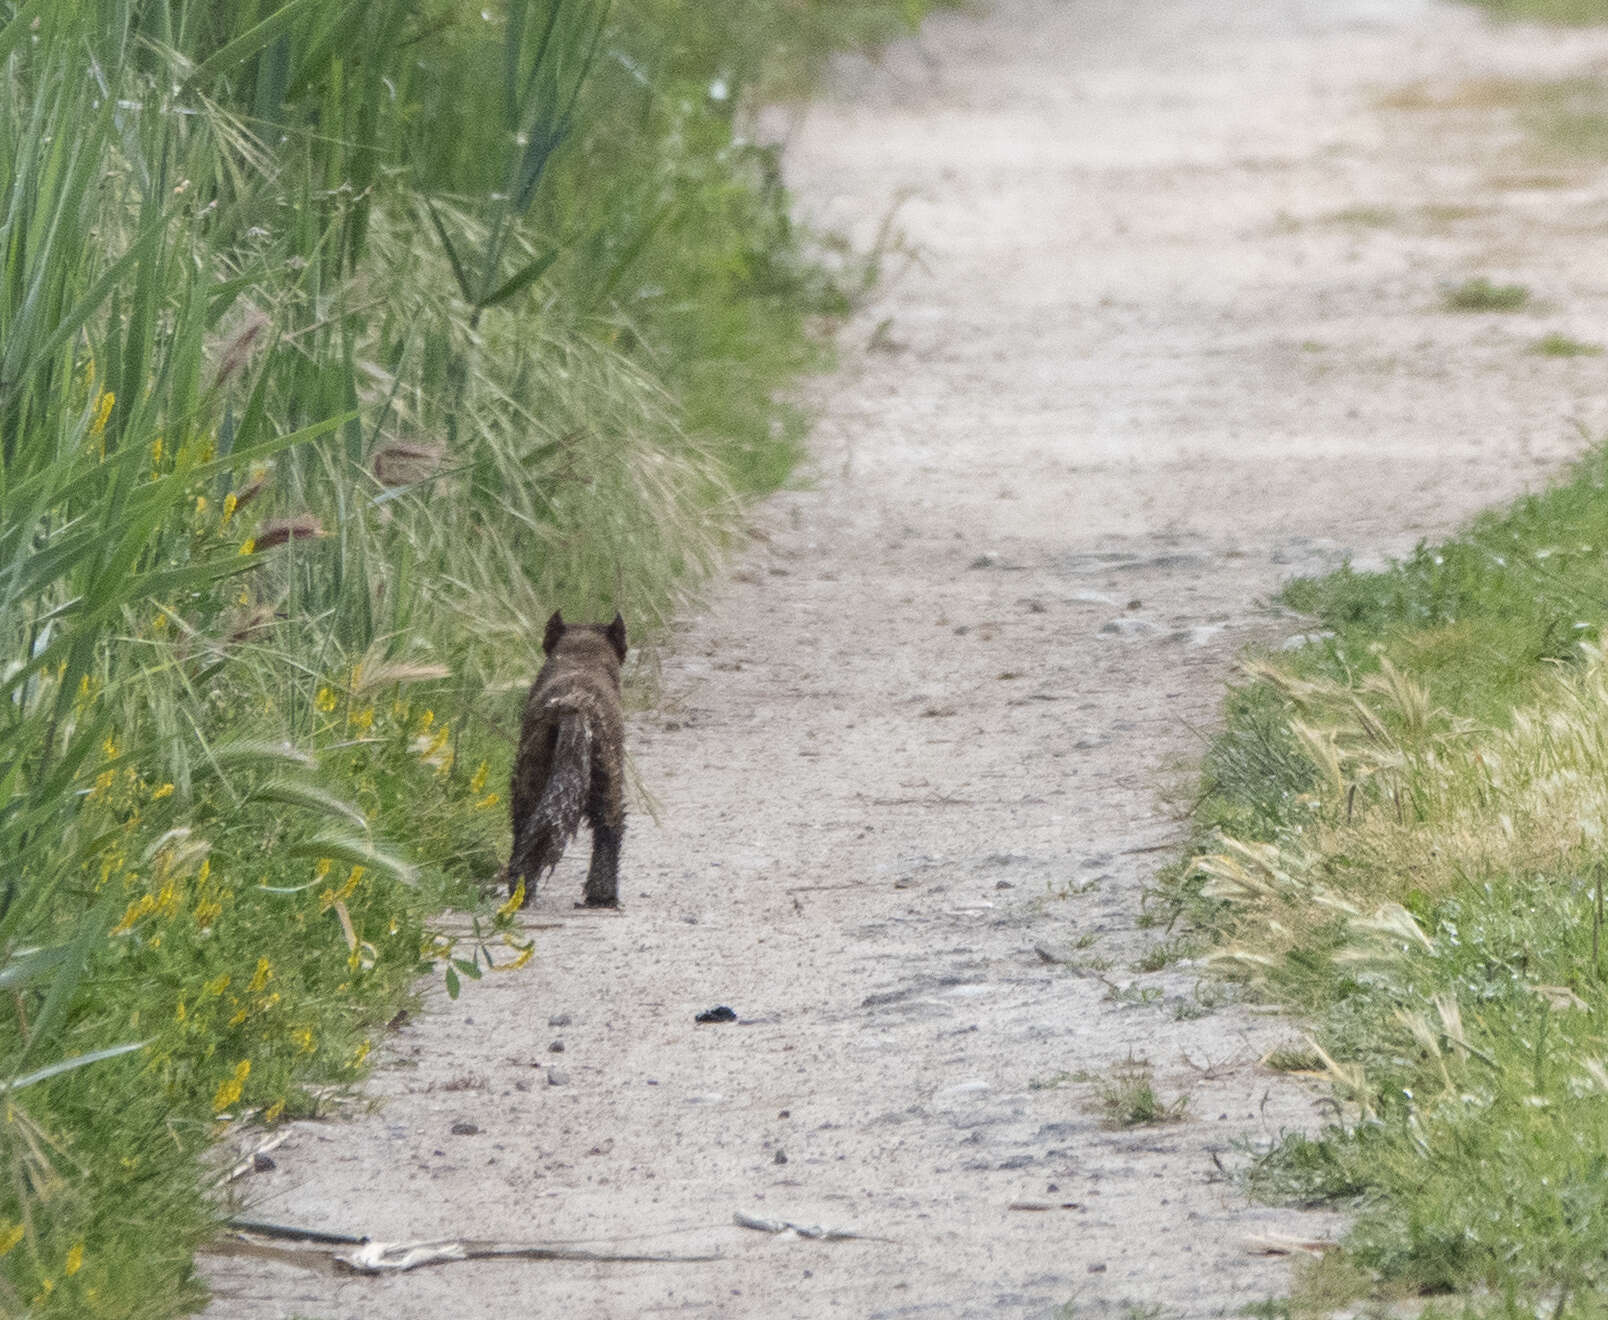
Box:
[605,612,627,663]
[542,610,566,655]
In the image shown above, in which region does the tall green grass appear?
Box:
[0,0,935,1314]
[1176,444,1608,1316]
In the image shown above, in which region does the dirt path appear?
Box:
[205,2,1608,1316]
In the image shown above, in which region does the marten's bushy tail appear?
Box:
[512,710,593,882]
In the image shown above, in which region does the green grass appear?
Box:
[0,1,940,1315]
[1461,0,1608,23]
[1530,331,1603,356]
[1092,1057,1188,1127]
[1385,66,1608,162]
[1441,276,1532,311]
[1175,439,1608,1314]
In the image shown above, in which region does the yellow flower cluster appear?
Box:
[497,880,526,920]
[212,1054,252,1106]
[89,390,115,439]
[211,1059,251,1113]
[111,893,157,936]
[470,761,500,808]
[411,715,453,775]
[319,864,364,913]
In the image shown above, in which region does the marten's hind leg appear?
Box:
[581,768,623,908]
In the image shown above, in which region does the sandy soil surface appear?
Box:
[203,2,1608,1316]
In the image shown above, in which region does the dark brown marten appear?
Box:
[504,610,627,908]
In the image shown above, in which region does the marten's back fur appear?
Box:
[505,610,627,907]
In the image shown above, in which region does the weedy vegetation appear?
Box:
[1462,0,1608,24]
[0,0,938,1314]
[1168,440,1608,1314]
[1529,332,1603,356]
[1441,276,1532,311]
[1092,1056,1188,1128]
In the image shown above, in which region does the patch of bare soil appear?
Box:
[203,2,1608,1316]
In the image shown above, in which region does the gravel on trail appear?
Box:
[203,1,1608,1316]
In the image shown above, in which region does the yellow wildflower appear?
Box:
[314,687,337,713]
[351,705,375,732]
[415,723,450,763]
[97,848,126,889]
[64,1243,84,1277]
[152,782,174,800]
[89,391,115,437]
[292,1027,316,1054]
[0,1223,23,1257]
[469,761,489,795]
[175,999,187,1023]
[314,857,332,880]
[154,876,180,920]
[264,1098,285,1122]
[228,1005,248,1027]
[211,1059,250,1112]
[194,494,208,517]
[248,957,272,993]
[150,436,163,466]
[221,491,238,524]
[350,1040,371,1068]
[238,538,255,556]
[496,880,526,920]
[203,973,231,997]
[476,792,500,810]
[111,894,155,935]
